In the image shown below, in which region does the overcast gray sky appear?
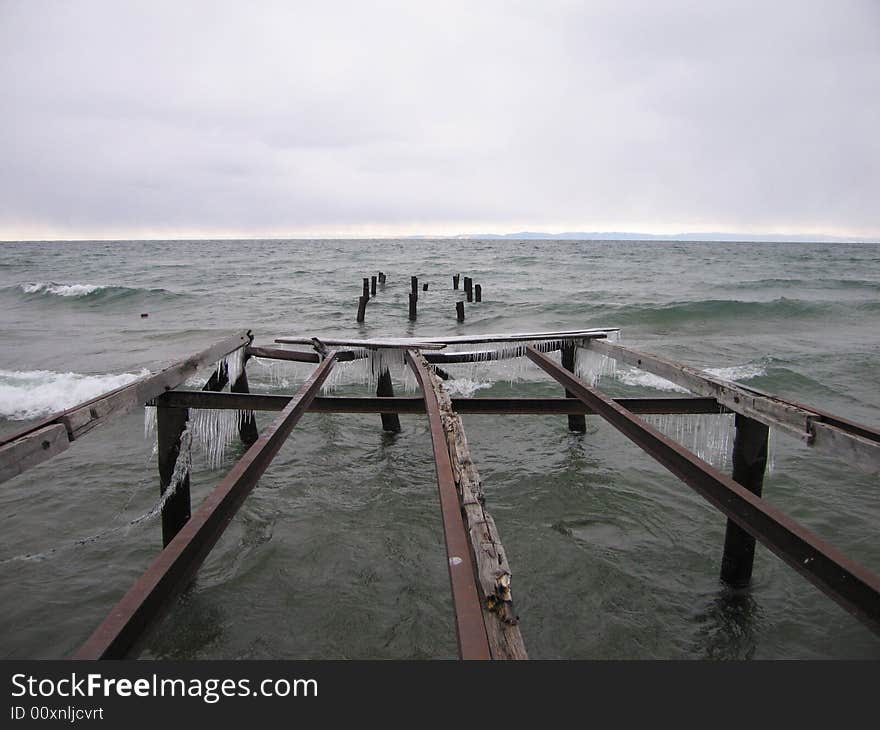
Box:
[1,0,878,239]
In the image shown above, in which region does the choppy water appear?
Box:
[0,238,878,659]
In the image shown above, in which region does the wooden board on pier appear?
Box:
[275,328,619,349]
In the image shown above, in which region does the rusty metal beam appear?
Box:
[154,392,727,416]
[406,350,491,660]
[525,346,880,636]
[74,352,338,660]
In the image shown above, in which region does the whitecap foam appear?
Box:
[616,367,689,392]
[20,282,103,297]
[703,363,766,381]
[0,368,150,420]
[443,378,494,398]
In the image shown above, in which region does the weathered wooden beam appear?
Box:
[721,415,769,586]
[406,350,491,660]
[75,353,339,659]
[423,359,527,659]
[0,424,69,484]
[0,332,250,485]
[526,345,880,636]
[245,345,365,363]
[154,392,727,415]
[585,339,880,474]
[456,301,465,322]
[275,328,618,348]
[376,369,401,433]
[562,343,586,432]
[156,406,191,548]
[230,369,259,446]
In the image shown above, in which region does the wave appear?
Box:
[13,281,184,303]
[604,298,833,327]
[0,368,149,420]
[615,361,767,392]
[732,277,880,292]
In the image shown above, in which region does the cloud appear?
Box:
[1,0,878,238]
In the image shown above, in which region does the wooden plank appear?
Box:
[0,424,70,483]
[424,361,527,659]
[155,391,726,416]
[75,353,339,659]
[276,337,447,349]
[585,339,880,473]
[246,345,364,363]
[276,328,618,348]
[526,345,880,635]
[406,350,491,660]
[811,422,880,476]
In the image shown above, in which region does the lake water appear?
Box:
[0,238,878,658]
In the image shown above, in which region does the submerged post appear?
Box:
[357,296,367,323]
[156,405,191,548]
[720,414,770,586]
[453,274,460,290]
[475,284,482,302]
[411,276,418,299]
[379,271,386,285]
[371,276,377,296]
[422,283,428,292]
[456,301,465,322]
[408,292,417,321]
[561,344,586,432]
[377,368,401,433]
[362,278,370,301]
[464,277,473,301]
[230,367,259,446]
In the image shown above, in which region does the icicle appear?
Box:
[223,345,246,387]
[144,405,157,440]
[643,413,734,470]
[189,408,248,469]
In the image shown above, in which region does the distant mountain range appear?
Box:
[407,232,877,243]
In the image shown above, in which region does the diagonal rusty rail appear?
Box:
[74,352,338,659]
[406,350,491,660]
[525,346,880,636]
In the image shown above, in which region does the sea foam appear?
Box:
[0,368,149,420]
[20,282,103,297]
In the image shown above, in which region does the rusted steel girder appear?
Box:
[406,350,491,660]
[154,391,726,416]
[74,352,339,659]
[525,346,880,636]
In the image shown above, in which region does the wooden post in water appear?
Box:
[371,276,377,296]
[465,277,473,302]
[411,276,418,299]
[474,284,482,302]
[453,274,460,290]
[379,272,386,285]
[456,301,465,322]
[377,369,401,432]
[362,278,370,301]
[230,366,259,446]
[422,283,428,292]
[720,414,769,586]
[357,296,367,323]
[409,292,417,321]
[561,344,586,432]
[156,405,191,547]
